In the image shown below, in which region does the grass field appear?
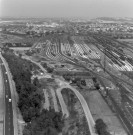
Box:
[82,90,127,135]
[123,48,133,58]
[0,34,23,43]
[118,39,133,42]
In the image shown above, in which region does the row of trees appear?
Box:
[63,74,101,90]
[3,52,43,122]
[3,52,64,135]
[23,109,64,135]
[41,62,54,73]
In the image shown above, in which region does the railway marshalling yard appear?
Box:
[2,32,133,135]
[23,33,133,135]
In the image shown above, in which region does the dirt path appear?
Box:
[50,87,59,112]
[56,87,69,117]
[43,89,50,110]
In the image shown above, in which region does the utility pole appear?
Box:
[103,47,109,97]
[104,47,106,72]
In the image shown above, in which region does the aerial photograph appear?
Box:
[0,0,133,135]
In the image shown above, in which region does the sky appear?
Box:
[0,0,133,18]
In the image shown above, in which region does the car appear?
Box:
[6,80,7,82]
[6,95,8,98]
[40,72,43,75]
[5,72,7,74]
[9,99,12,102]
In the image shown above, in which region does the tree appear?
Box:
[95,119,111,135]
[92,77,97,83]
[23,124,32,135]
[47,67,53,73]
[43,127,58,135]
[42,63,47,68]
[45,31,50,35]
[81,80,86,86]
[62,30,65,33]
[33,77,41,87]
[23,109,64,135]
[63,74,71,81]
[3,52,42,123]
[95,83,100,90]
[3,52,64,135]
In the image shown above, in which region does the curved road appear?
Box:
[56,79,96,135]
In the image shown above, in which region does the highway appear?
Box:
[0,56,14,135]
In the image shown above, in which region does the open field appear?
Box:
[118,39,133,42]
[0,33,24,44]
[82,90,127,135]
[123,48,133,58]
[10,47,30,50]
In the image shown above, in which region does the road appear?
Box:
[0,56,14,135]
[0,65,4,135]
[56,78,96,135]
[22,56,47,73]
[23,56,96,135]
